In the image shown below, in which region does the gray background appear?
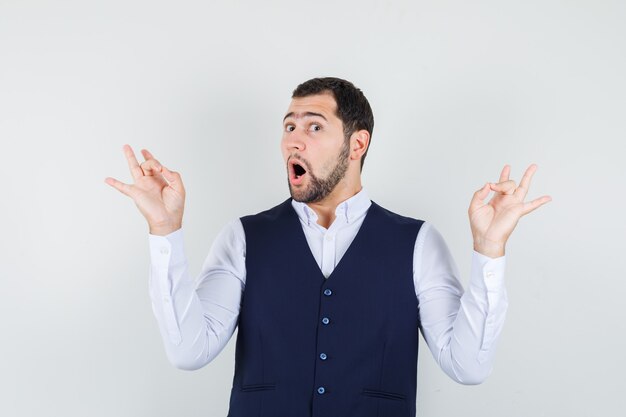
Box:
[1,0,624,416]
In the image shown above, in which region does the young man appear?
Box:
[105,77,551,417]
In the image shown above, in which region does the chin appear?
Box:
[289,188,305,202]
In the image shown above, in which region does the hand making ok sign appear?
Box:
[469,164,552,258]
[105,144,186,236]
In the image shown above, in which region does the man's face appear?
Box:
[281,93,350,203]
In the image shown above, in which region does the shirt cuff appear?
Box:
[470,249,506,291]
[149,228,186,268]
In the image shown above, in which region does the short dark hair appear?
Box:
[292,77,374,172]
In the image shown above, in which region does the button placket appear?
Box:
[316,286,333,397]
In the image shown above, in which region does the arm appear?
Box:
[106,145,246,369]
[148,220,246,370]
[415,222,507,385]
[417,163,551,383]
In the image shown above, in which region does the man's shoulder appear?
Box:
[369,200,426,228]
[239,198,293,223]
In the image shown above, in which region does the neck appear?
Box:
[306,177,362,229]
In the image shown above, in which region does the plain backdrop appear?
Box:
[1,0,624,416]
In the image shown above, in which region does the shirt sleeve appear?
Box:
[414,221,508,384]
[148,219,246,370]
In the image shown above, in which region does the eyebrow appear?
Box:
[283,111,328,122]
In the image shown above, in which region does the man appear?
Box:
[105,77,551,417]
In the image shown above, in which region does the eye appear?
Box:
[310,124,321,132]
[285,124,295,132]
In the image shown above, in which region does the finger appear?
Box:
[140,149,163,176]
[515,164,538,200]
[469,183,491,212]
[161,165,185,194]
[139,158,162,176]
[489,180,517,195]
[498,164,510,183]
[141,148,157,161]
[521,195,552,216]
[124,144,143,181]
[104,177,135,198]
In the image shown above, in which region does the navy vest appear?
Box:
[227,197,424,417]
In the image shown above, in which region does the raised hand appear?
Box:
[105,144,186,236]
[468,164,552,258]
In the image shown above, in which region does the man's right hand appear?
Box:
[105,144,186,236]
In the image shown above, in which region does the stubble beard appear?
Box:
[288,138,351,204]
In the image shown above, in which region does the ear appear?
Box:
[350,129,370,162]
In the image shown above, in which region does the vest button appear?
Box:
[317,386,326,394]
[321,317,330,325]
[319,352,327,360]
[324,288,332,296]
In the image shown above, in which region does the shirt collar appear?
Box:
[290,187,371,227]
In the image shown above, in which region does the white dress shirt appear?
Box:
[148,187,508,385]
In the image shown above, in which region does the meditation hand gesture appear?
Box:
[469,164,552,258]
[105,144,186,236]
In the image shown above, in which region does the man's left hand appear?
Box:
[469,164,552,258]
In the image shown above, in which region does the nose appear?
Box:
[283,127,306,152]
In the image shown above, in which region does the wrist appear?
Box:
[473,238,505,258]
[149,222,182,236]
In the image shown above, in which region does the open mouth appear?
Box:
[294,163,306,178]
[289,159,308,185]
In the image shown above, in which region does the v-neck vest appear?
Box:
[227,198,424,417]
